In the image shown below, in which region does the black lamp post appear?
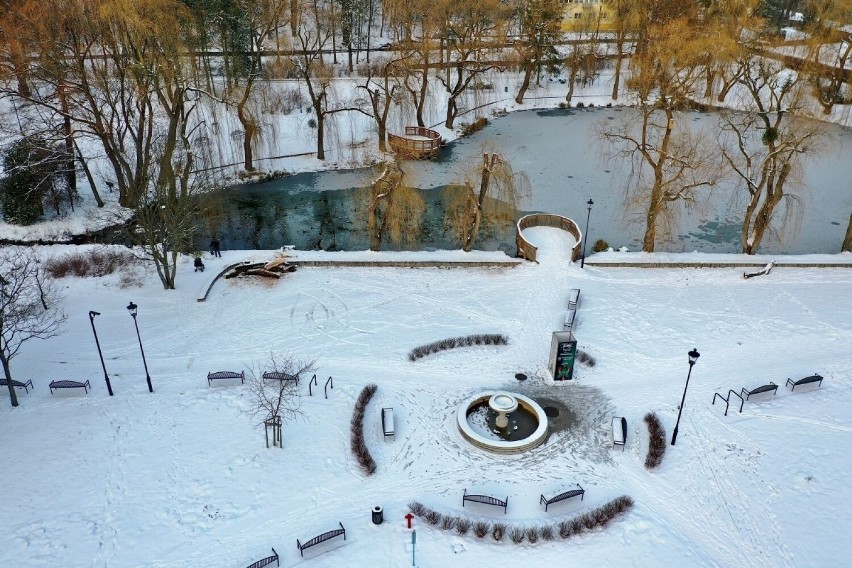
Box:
[580,198,594,268]
[89,310,113,396]
[127,301,153,393]
[671,348,700,446]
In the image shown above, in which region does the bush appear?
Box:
[644,412,667,469]
[576,102,585,108]
[45,249,139,279]
[350,384,378,475]
[510,527,525,544]
[473,521,491,538]
[455,517,471,535]
[491,523,506,542]
[593,239,610,253]
[1,135,69,225]
[441,515,456,530]
[307,118,317,128]
[558,102,567,109]
[408,501,426,516]
[460,117,488,137]
[576,349,596,367]
[424,509,442,525]
[525,527,539,544]
[408,334,509,361]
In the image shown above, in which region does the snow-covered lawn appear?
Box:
[2,229,851,567]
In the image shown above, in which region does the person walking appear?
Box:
[210,238,221,257]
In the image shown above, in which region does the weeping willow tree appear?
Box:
[446,152,529,252]
[358,159,425,251]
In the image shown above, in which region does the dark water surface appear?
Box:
[210,108,852,254]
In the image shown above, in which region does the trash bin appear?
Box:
[372,505,383,525]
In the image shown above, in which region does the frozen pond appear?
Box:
[216,108,852,254]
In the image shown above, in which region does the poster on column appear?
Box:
[548,331,577,381]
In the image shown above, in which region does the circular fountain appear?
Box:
[457,391,549,454]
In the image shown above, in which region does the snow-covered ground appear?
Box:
[2,228,850,567]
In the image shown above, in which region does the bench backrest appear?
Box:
[263,372,298,381]
[245,548,278,568]
[298,523,345,551]
[208,371,243,379]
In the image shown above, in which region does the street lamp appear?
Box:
[127,302,153,393]
[89,311,113,396]
[580,198,594,268]
[671,348,700,446]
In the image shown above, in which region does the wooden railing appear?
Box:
[516,213,582,263]
[387,126,442,158]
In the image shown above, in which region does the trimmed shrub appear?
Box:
[510,527,525,544]
[425,509,442,526]
[644,412,667,469]
[491,523,506,542]
[525,527,539,543]
[455,517,471,535]
[473,521,491,538]
[441,515,456,531]
[540,525,555,541]
[576,350,596,367]
[45,249,140,279]
[593,238,610,253]
[408,501,426,516]
[408,334,509,362]
[350,384,378,475]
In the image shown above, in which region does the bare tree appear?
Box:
[0,248,67,407]
[512,0,561,105]
[446,151,529,251]
[719,55,826,254]
[600,18,721,252]
[244,353,316,445]
[359,55,406,152]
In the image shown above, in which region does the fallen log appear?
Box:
[245,268,281,279]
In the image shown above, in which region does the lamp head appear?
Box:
[89,310,100,318]
[688,348,700,366]
[587,198,594,208]
[127,301,138,317]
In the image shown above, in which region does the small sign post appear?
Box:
[412,529,416,566]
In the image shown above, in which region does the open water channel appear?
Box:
[212,107,852,254]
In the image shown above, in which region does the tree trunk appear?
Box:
[703,66,715,100]
[316,114,325,160]
[237,97,255,171]
[611,41,623,100]
[1,352,19,407]
[843,211,852,252]
[74,141,104,208]
[516,61,534,104]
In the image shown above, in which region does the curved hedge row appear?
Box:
[644,412,667,470]
[351,384,378,475]
[407,495,633,544]
[408,334,509,362]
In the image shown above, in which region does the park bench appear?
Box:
[262,371,299,385]
[296,522,345,557]
[563,309,577,331]
[0,378,33,393]
[381,407,395,439]
[540,484,585,512]
[612,416,627,451]
[207,371,244,385]
[245,548,278,568]
[740,382,778,400]
[568,288,581,310]
[462,489,508,514]
[49,380,91,394]
[786,374,824,391]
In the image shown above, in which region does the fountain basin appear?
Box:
[457,391,549,454]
